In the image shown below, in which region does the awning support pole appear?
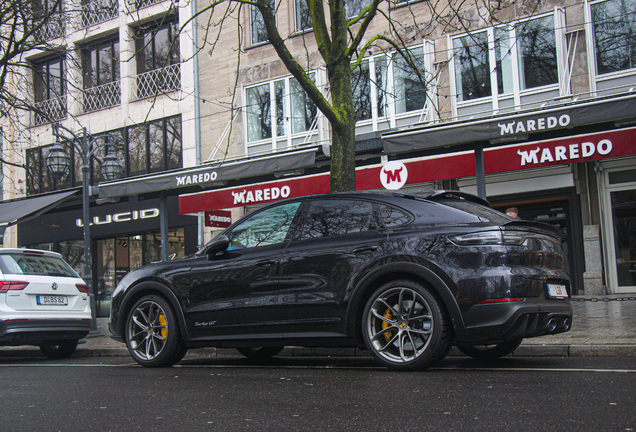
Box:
[475,143,486,199]
[160,191,169,261]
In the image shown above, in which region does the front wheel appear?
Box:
[362,280,453,371]
[39,340,78,359]
[457,338,523,360]
[125,294,187,367]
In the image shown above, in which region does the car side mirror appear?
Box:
[204,235,230,258]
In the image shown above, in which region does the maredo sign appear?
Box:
[179,126,636,214]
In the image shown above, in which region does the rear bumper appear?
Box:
[0,319,91,346]
[455,296,573,345]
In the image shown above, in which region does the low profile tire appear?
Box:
[362,280,453,371]
[237,346,284,360]
[125,294,187,367]
[39,340,78,359]
[457,338,523,360]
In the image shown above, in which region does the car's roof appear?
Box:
[291,189,490,207]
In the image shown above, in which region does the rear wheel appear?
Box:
[125,294,187,367]
[237,346,284,360]
[39,340,78,359]
[457,338,523,360]
[362,280,453,371]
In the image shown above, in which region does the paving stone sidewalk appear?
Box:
[3,295,636,359]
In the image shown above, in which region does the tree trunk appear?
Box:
[328,57,357,193]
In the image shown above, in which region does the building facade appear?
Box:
[1,0,636,303]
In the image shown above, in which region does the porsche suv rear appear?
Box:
[109,189,572,370]
[0,249,91,358]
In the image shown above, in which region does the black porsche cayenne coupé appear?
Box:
[109,189,572,370]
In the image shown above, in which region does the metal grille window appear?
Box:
[81,38,121,112]
[32,55,67,125]
[30,0,65,40]
[135,18,181,98]
[591,0,636,75]
[452,13,559,103]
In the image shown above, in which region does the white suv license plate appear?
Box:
[547,284,569,299]
[37,295,68,305]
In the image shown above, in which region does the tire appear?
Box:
[362,280,453,371]
[237,346,284,360]
[125,294,187,367]
[457,338,523,360]
[39,340,78,359]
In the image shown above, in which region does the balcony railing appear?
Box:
[127,0,165,10]
[33,95,67,125]
[81,0,119,28]
[32,13,66,41]
[82,81,121,113]
[135,63,181,100]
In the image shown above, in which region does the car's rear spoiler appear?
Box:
[502,220,561,237]
[393,189,491,207]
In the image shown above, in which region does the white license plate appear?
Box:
[37,295,68,305]
[547,284,569,299]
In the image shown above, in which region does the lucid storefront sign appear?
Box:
[19,196,195,245]
[180,126,636,213]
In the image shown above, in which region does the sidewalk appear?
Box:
[3,295,636,359]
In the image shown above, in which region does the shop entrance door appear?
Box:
[603,168,636,294]
[94,228,186,317]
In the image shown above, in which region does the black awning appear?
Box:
[382,93,636,154]
[0,190,78,227]
[98,148,318,199]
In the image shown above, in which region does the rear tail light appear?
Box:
[0,281,29,293]
[76,283,90,294]
[450,231,526,246]
[477,298,525,304]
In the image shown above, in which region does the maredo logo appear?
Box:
[381,161,408,190]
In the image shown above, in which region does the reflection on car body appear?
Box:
[109,189,573,370]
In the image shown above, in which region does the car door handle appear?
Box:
[255,259,277,267]
[350,245,378,254]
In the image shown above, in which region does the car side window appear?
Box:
[227,202,301,249]
[299,199,379,239]
[378,204,412,227]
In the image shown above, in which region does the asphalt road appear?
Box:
[1,354,634,431]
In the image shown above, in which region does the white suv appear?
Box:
[0,248,91,358]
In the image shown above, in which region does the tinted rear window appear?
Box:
[299,199,380,239]
[0,253,78,277]
[437,199,510,225]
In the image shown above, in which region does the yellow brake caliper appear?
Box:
[159,313,168,338]
[382,309,393,342]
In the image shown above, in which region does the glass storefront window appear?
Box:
[610,189,636,287]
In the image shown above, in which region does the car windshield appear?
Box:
[0,253,78,277]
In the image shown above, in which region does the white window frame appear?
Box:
[243,72,320,155]
[449,9,566,119]
[585,0,636,96]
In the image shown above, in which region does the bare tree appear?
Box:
[191,0,513,192]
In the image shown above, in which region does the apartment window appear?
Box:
[33,55,65,103]
[453,14,559,102]
[345,0,371,18]
[251,0,275,45]
[135,18,180,73]
[127,115,182,175]
[26,116,182,194]
[351,45,429,123]
[295,0,312,32]
[245,74,317,150]
[591,0,636,75]
[83,38,120,88]
[32,54,66,124]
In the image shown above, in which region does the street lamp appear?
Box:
[45,123,123,336]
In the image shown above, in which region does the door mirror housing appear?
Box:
[203,235,230,258]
